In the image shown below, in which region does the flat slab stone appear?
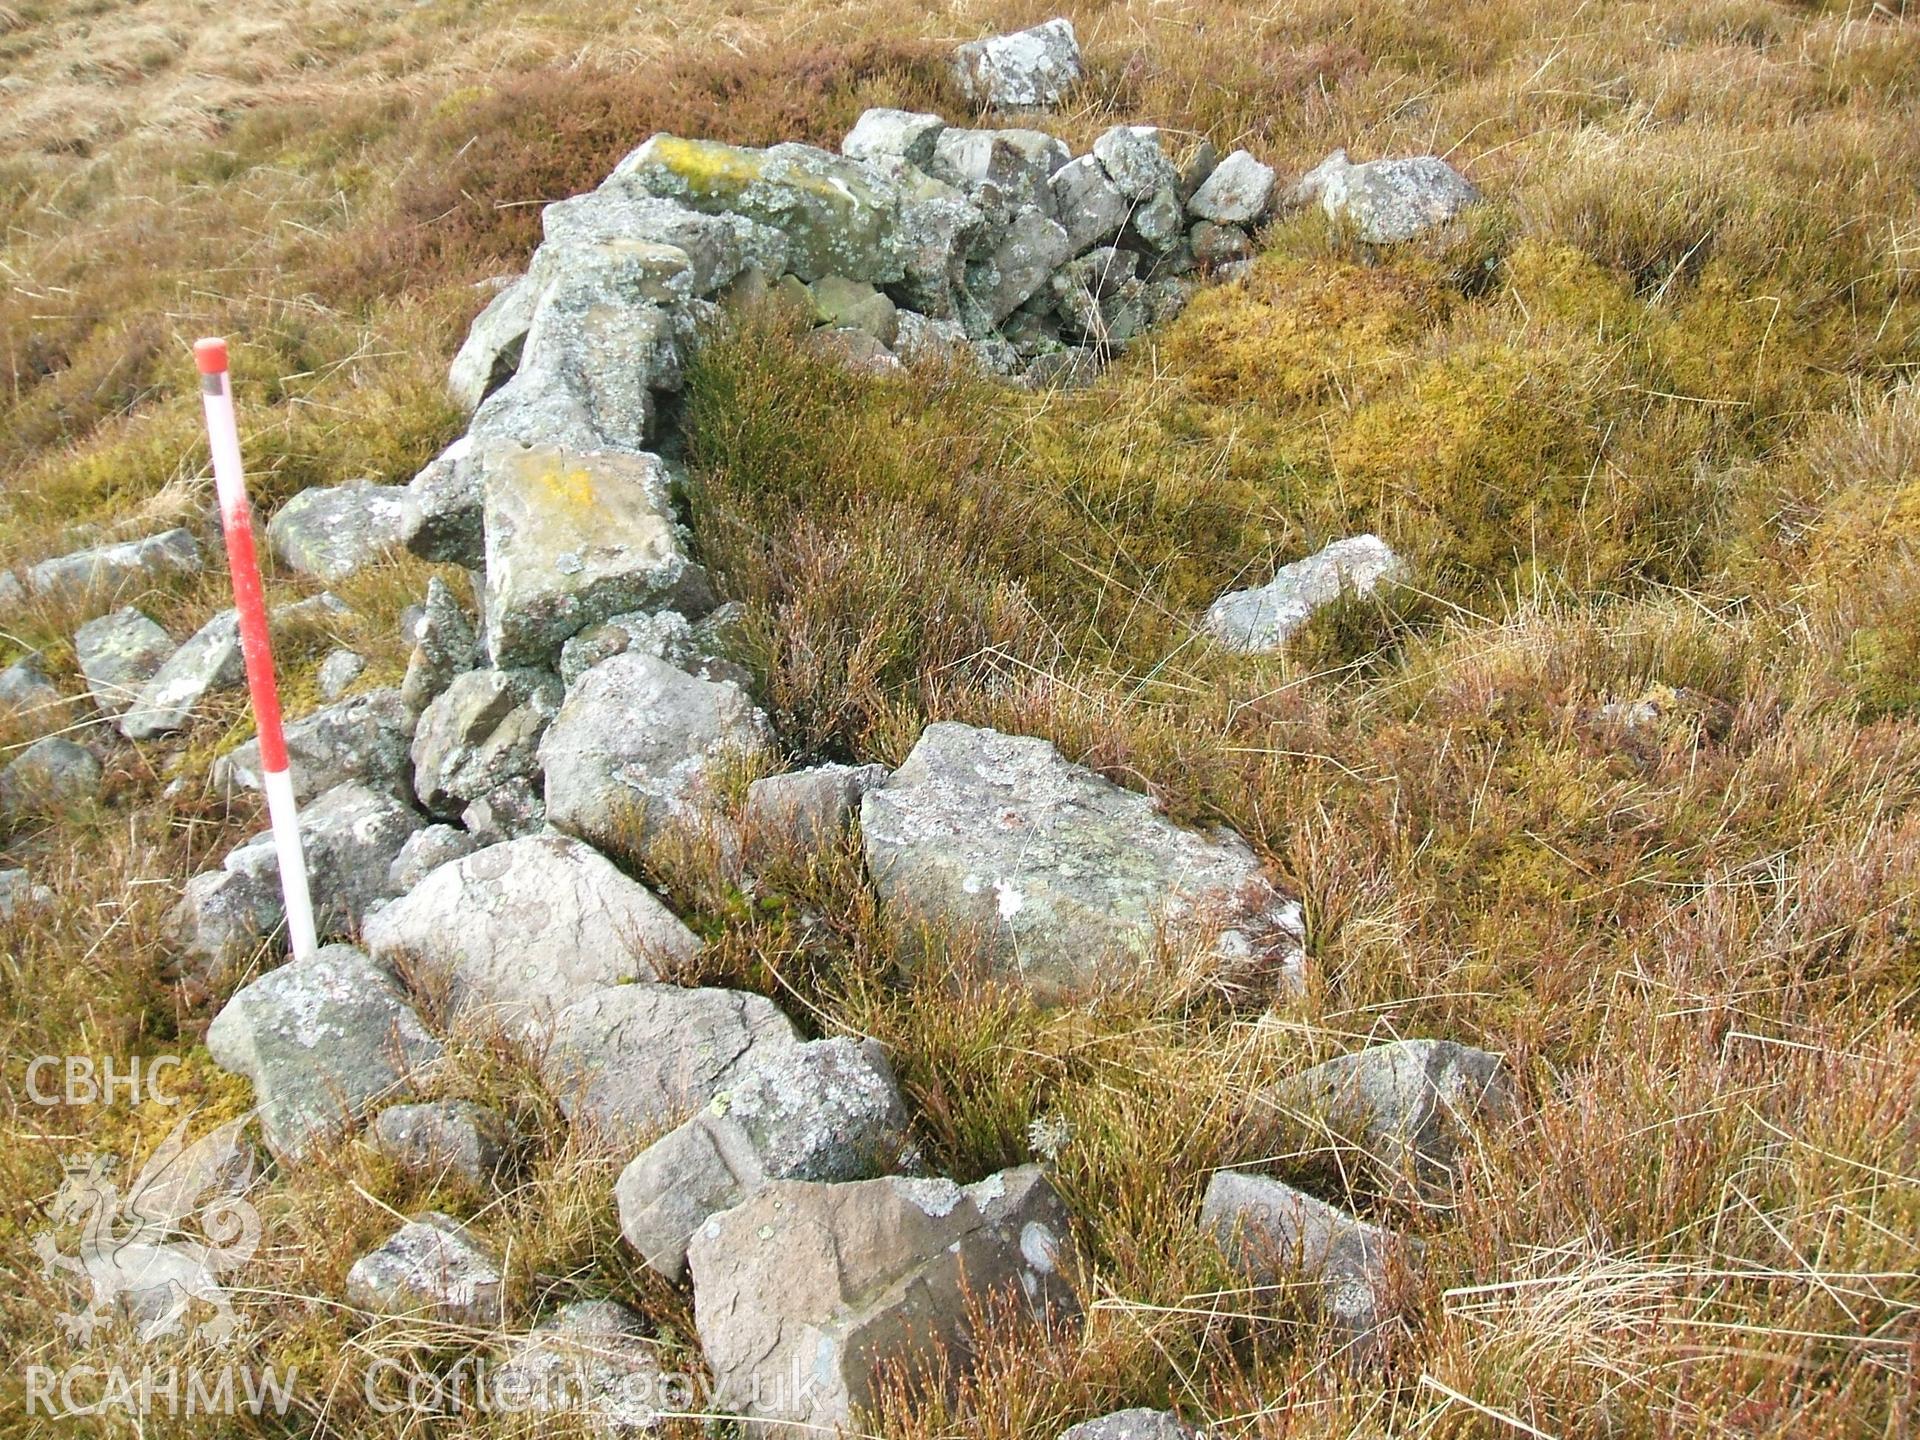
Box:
[120,610,243,739]
[690,1166,1076,1434]
[74,607,173,717]
[267,482,420,584]
[1204,534,1407,652]
[861,722,1305,1001]
[206,944,442,1160]
[27,528,200,607]
[361,833,700,1038]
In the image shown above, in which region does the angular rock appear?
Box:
[971,208,1072,324]
[27,528,200,607]
[483,446,701,669]
[745,762,890,854]
[371,1100,513,1187]
[1189,221,1252,268]
[862,723,1305,1002]
[952,18,1082,110]
[405,436,487,569]
[224,780,425,936]
[411,667,561,819]
[808,275,898,345]
[1128,186,1186,251]
[1050,156,1134,257]
[0,654,63,720]
[74,607,173,717]
[617,1036,912,1282]
[892,311,973,367]
[362,833,700,1038]
[316,648,366,701]
[1204,535,1407,652]
[1261,1039,1512,1189]
[206,944,441,1159]
[267,482,419,584]
[0,866,53,918]
[539,983,798,1146]
[346,1211,503,1327]
[399,577,479,712]
[690,1166,1075,1433]
[120,610,244,739]
[1199,1170,1417,1346]
[449,273,540,412]
[461,776,546,845]
[541,652,768,855]
[1299,150,1480,244]
[214,688,415,804]
[558,607,748,690]
[1060,1410,1202,1440]
[1187,149,1276,225]
[928,128,1069,213]
[166,866,282,992]
[492,1299,667,1435]
[843,108,948,169]
[1093,126,1178,200]
[540,185,749,296]
[0,736,103,818]
[387,823,480,894]
[1178,139,1221,204]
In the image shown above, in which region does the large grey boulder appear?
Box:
[539,982,798,1147]
[27,528,200,607]
[928,128,1069,213]
[410,667,561,819]
[399,577,479,712]
[1295,150,1480,244]
[206,944,441,1160]
[861,723,1305,1001]
[120,610,243,739]
[371,1100,514,1188]
[483,445,703,668]
[842,108,947,169]
[166,867,282,992]
[0,736,102,818]
[952,19,1082,110]
[539,184,749,295]
[1204,534,1407,652]
[361,833,700,1038]
[1187,149,1276,225]
[266,482,419,584]
[1059,1410,1203,1440]
[1260,1039,1512,1190]
[74,607,173,717]
[214,688,415,804]
[224,780,425,936]
[689,1166,1076,1434]
[1199,1171,1418,1347]
[346,1211,503,1326]
[616,1036,912,1281]
[491,1299,667,1435]
[449,274,540,412]
[540,652,769,855]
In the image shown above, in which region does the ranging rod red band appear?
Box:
[194,337,229,375]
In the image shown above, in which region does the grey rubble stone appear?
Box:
[405,436,486,568]
[206,944,441,1160]
[27,528,200,606]
[540,651,769,854]
[1262,1039,1512,1189]
[971,208,1072,324]
[387,823,480,893]
[74,606,173,717]
[266,482,420,584]
[0,654,64,719]
[1093,126,1178,200]
[1205,534,1407,652]
[449,272,539,412]
[690,1165,1075,1434]
[1128,186,1186,251]
[400,576,480,712]
[842,108,948,169]
[346,1211,502,1326]
[214,688,415,804]
[483,445,699,669]
[0,867,53,918]
[539,982,798,1146]
[1141,276,1197,326]
[225,779,425,936]
[617,1036,912,1282]
[807,274,898,345]
[803,327,903,376]
[862,722,1305,1002]
[745,762,891,853]
[1301,150,1480,244]
[1187,149,1276,225]
[558,607,748,690]
[1199,1170,1418,1346]
[461,775,547,845]
[1059,1410,1203,1440]
[166,866,281,989]
[952,18,1082,110]
[121,610,244,739]
[1052,157,1136,259]
[361,833,699,1038]
[614,136,905,285]
[1023,345,1107,390]
[372,1101,513,1187]
[892,311,973,366]
[928,128,1069,213]
[272,591,353,627]
[1178,139,1221,203]
[411,667,561,819]
[0,736,102,818]
[541,184,748,296]
[1189,221,1252,268]
[492,1299,666,1436]
[316,648,366,701]
[1003,306,1062,357]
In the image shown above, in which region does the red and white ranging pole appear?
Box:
[195,337,319,963]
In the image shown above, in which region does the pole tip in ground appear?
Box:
[194,337,229,375]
